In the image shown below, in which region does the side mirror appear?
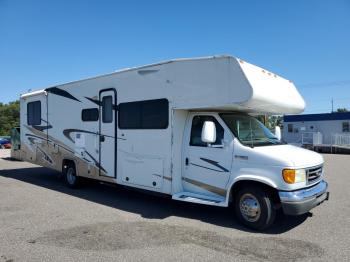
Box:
[275,126,281,140]
[201,121,216,144]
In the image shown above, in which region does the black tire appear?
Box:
[63,162,80,188]
[234,186,276,230]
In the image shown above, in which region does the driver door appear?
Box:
[182,114,233,197]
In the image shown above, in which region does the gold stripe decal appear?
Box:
[182,177,226,197]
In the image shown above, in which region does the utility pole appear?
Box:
[331,98,334,113]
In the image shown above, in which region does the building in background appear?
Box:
[282,112,350,151]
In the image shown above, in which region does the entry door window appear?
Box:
[27,101,41,125]
[102,96,113,123]
[190,116,224,147]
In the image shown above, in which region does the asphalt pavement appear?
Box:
[0,149,349,261]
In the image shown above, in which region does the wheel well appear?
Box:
[62,159,76,173]
[229,180,280,206]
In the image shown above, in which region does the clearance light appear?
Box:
[282,169,306,184]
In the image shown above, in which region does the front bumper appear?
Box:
[278,180,329,215]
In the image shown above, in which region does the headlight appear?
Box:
[282,169,306,184]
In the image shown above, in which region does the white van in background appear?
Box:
[13,55,329,230]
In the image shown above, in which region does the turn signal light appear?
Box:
[282,169,306,184]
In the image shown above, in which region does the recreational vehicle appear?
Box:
[13,56,329,230]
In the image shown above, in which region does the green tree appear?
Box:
[336,108,348,112]
[266,115,283,129]
[256,115,283,129]
[0,100,20,136]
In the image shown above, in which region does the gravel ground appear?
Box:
[0,149,349,261]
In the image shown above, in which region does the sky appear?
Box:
[0,0,349,114]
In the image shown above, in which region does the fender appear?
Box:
[225,174,278,204]
[62,158,79,176]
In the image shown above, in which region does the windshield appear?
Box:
[220,114,283,147]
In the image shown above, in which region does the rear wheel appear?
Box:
[234,186,276,230]
[63,162,80,188]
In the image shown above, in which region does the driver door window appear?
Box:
[190,116,224,147]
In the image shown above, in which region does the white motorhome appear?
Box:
[14,56,329,230]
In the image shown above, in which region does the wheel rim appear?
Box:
[66,167,76,185]
[239,193,261,222]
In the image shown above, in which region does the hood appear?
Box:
[252,144,324,168]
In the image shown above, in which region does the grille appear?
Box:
[307,165,323,184]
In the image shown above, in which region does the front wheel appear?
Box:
[63,162,80,188]
[234,186,276,230]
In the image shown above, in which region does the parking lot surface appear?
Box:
[0,149,349,261]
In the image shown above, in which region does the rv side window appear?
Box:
[288,124,293,133]
[82,108,99,121]
[102,96,113,123]
[142,99,168,129]
[118,99,168,129]
[118,102,141,128]
[190,116,224,147]
[27,101,41,125]
[343,122,350,132]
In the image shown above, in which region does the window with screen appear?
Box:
[27,101,41,125]
[82,108,99,121]
[190,116,224,147]
[102,96,113,123]
[118,99,168,129]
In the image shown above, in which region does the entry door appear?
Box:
[183,115,233,197]
[25,93,49,163]
[99,89,116,177]
[26,94,48,137]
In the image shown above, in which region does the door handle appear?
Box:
[185,157,189,166]
[100,135,105,142]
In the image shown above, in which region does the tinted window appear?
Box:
[343,122,350,132]
[102,96,113,123]
[119,99,168,129]
[118,102,141,128]
[27,101,41,125]
[288,124,293,133]
[190,116,224,147]
[82,108,99,121]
